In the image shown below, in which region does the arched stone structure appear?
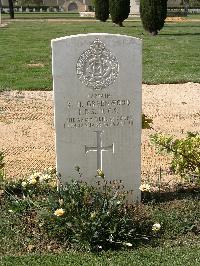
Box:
[68,2,78,11]
[63,0,87,12]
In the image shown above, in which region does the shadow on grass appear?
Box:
[165,23,200,27]
[160,32,200,36]
[142,186,200,203]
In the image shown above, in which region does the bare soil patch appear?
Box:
[0,83,200,187]
[26,63,45,68]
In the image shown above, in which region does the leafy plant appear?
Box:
[0,151,5,179]
[2,168,199,255]
[0,167,160,253]
[151,132,200,183]
[142,114,153,129]
[39,172,155,251]
[1,168,57,216]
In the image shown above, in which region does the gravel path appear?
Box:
[1,82,200,186]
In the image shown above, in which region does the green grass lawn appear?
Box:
[1,12,89,20]
[0,15,200,264]
[187,14,200,19]
[0,19,200,90]
[1,245,200,266]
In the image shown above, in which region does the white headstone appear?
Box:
[130,0,140,15]
[52,33,142,201]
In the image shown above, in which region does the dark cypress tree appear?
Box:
[140,0,167,36]
[95,0,109,22]
[8,0,14,19]
[109,0,130,27]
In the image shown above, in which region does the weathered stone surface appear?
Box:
[52,33,142,201]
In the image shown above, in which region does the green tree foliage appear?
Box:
[151,132,200,183]
[95,0,109,22]
[17,0,43,6]
[8,0,14,19]
[140,0,167,36]
[182,0,200,7]
[109,0,130,27]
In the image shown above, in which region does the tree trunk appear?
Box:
[118,21,124,27]
[150,30,158,36]
[8,0,14,19]
[183,0,189,16]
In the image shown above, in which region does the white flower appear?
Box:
[39,174,51,182]
[27,172,40,184]
[152,223,161,232]
[58,199,64,206]
[21,181,27,187]
[124,242,132,247]
[139,183,151,192]
[32,172,41,178]
[28,174,34,180]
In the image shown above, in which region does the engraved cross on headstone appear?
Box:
[85,131,114,170]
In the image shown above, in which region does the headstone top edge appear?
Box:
[51,33,142,46]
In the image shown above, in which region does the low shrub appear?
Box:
[1,167,200,255]
[0,168,159,252]
[0,151,5,179]
[142,114,153,129]
[151,132,200,184]
[38,172,156,251]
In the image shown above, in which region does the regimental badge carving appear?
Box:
[76,39,119,90]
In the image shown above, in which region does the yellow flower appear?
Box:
[152,223,161,232]
[139,183,150,192]
[28,178,37,185]
[90,212,97,219]
[54,208,65,217]
[49,180,57,188]
[97,169,104,178]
